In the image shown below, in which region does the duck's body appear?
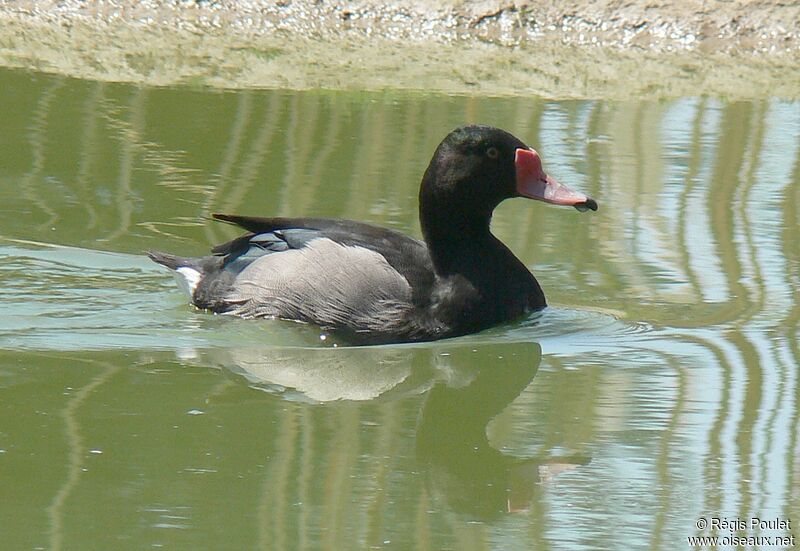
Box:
[149,125,597,344]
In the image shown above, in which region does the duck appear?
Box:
[148,125,597,344]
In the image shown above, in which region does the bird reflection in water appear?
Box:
[416,342,590,519]
[186,339,590,519]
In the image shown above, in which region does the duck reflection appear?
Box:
[193,343,444,402]
[416,342,589,520]
[190,340,530,402]
[187,340,589,519]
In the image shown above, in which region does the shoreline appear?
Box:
[1,0,798,99]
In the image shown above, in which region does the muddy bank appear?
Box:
[0,0,798,99]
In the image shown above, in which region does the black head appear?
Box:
[419,125,597,240]
[420,125,526,222]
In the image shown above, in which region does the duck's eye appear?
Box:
[486,146,499,160]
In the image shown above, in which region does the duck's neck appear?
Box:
[419,200,496,275]
[418,162,502,275]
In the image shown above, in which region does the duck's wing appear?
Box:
[199,215,435,340]
[210,214,435,299]
[149,215,436,341]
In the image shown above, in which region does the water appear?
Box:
[1,66,798,550]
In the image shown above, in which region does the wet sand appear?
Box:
[1,0,798,98]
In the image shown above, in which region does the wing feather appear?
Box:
[223,238,414,335]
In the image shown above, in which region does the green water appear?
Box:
[1,66,799,550]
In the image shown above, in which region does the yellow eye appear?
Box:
[486,146,499,160]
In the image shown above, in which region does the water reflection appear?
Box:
[196,345,430,402]
[415,343,588,520]
[172,342,592,526]
[215,341,593,547]
[190,339,535,405]
[1,65,799,550]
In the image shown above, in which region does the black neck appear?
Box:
[419,199,496,275]
[418,160,502,275]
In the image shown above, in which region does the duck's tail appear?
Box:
[147,250,206,299]
[147,250,194,271]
